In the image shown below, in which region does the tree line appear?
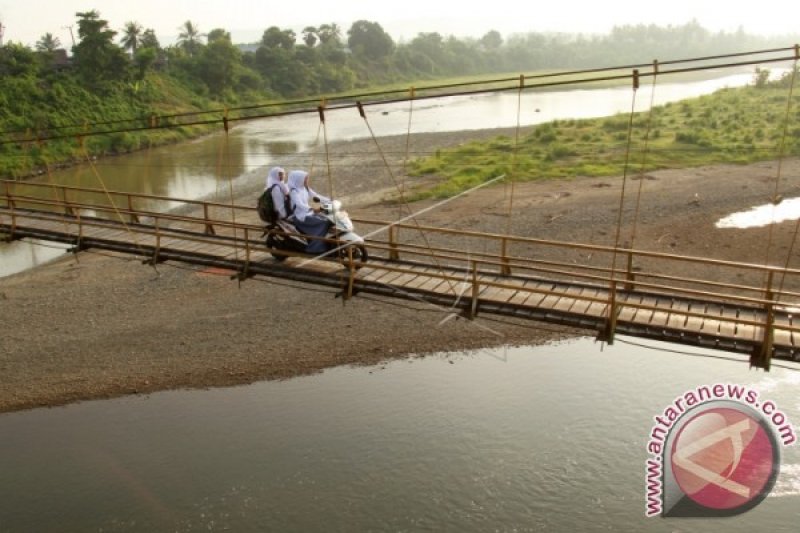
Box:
[0,10,795,176]
[4,10,795,102]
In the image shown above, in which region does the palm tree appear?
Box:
[177,20,204,56]
[302,26,318,47]
[120,21,143,55]
[36,33,61,53]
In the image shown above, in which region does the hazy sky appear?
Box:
[1,0,797,48]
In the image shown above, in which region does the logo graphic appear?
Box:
[645,384,796,518]
[667,403,779,515]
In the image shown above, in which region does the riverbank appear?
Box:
[2,127,800,413]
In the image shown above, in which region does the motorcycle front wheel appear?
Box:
[340,244,368,265]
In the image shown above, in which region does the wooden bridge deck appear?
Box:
[3,189,799,369]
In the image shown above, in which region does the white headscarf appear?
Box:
[287,170,311,221]
[265,166,288,194]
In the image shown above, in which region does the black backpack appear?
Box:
[257,184,291,225]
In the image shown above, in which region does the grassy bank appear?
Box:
[407,77,800,199]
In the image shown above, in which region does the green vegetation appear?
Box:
[0,10,796,178]
[406,71,800,199]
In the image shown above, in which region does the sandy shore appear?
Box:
[2,127,800,413]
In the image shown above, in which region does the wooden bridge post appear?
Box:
[61,186,75,217]
[500,237,511,276]
[599,280,618,344]
[389,225,399,261]
[752,271,775,370]
[127,194,140,224]
[203,203,216,235]
[153,217,161,264]
[346,246,356,300]
[242,227,251,279]
[5,196,16,241]
[469,260,480,319]
[624,248,635,291]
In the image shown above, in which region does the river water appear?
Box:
[0,71,777,277]
[0,337,797,531]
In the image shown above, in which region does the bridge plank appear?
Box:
[617,293,641,323]
[537,290,564,312]
[647,298,672,329]
[567,287,598,316]
[391,272,422,290]
[411,274,449,294]
[507,281,537,306]
[585,301,609,318]
[521,282,555,308]
[733,309,760,342]
[699,303,722,336]
[633,295,657,325]
[717,305,737,339]
[666,299,689,330]
[683,302,705,334]
[369,269,408,286]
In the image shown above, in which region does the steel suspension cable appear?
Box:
[629,63,660,251]
[609,71,640,281]
[401,87,416,219]
[773,48,800,298]
[357,102,460,296]
[221,112,241,269]
[504,75,526,239]
[79,142,158,274]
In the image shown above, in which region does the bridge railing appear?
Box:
[5,179,800,310]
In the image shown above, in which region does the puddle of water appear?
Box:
[716,197,800,228]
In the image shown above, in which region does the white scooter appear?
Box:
[265,197,368,263]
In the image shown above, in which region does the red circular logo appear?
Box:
[670,406,777,511]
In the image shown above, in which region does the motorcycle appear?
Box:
[264,198,368,264]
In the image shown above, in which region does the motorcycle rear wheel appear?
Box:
[266,234,288,262]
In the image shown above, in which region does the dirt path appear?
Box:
[2,127,800,413]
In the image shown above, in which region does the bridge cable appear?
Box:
[79,142,158,274]
[504,75,525,240]
[221,109,242,281]
[401,87,416,220]
[628,62,660,252]
[773,47,800,299]
[40,146,72,240]
[357,102,460,296]
[317,104,345,272]
[609,71,641,283]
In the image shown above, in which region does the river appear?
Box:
[0,71,776,277]
[0,337,797,531]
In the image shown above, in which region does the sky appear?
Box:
[0,0,798,48]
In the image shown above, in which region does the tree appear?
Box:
[177,20,204,56]
[36,33,61,53]
[197,37,241,96]
[207,28,231,44]
[302,26,318,47]
[347,20,394,60]
[140,29,160,50]
[261,26,296,50]
[317,23,341,45]
[72,10,128,85]
[120,21,143,55]
[480,30,503,51]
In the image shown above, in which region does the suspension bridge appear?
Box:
[2,47,800,370]
[2,178,799,370]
